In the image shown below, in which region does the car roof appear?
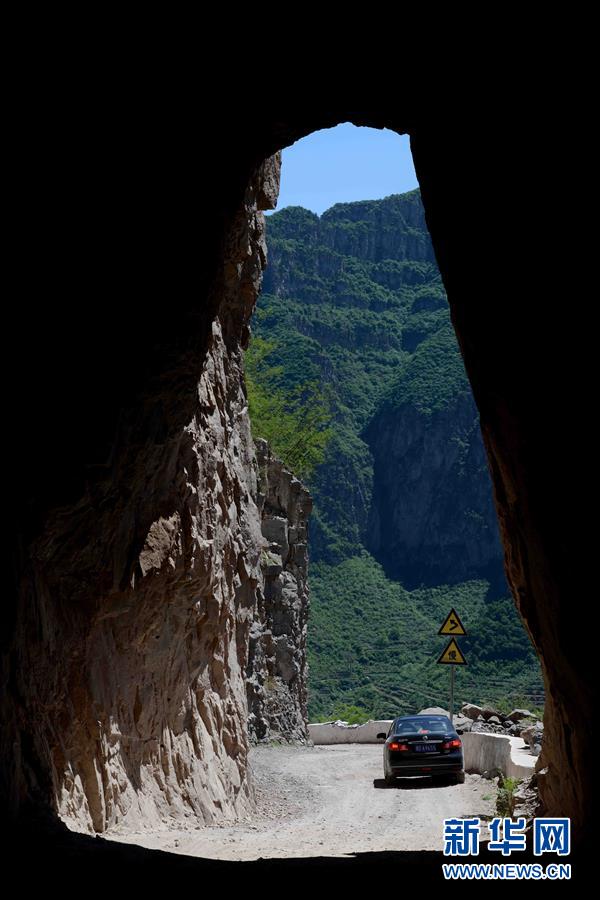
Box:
[393,715,453,728]
[395,714,449,720]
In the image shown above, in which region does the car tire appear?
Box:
[454,771,466,784]
[384,773,396,786]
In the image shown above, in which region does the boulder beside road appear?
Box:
[521,723,544,756]
[507,708,533,722]
[457,703,543,745]
[461,703,485,720]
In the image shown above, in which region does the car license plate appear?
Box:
[415,743,436,752]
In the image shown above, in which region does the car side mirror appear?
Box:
[377,732,386,740]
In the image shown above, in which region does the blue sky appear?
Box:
[268,124,418,216]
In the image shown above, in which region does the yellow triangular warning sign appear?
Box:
[438,607,466,636]
[437,638,467,666]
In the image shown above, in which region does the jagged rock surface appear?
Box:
[3,156,282,834]
[247,439,312,743]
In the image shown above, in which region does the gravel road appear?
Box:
[108,744,495,860]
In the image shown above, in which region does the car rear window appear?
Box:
[394,717,452,735]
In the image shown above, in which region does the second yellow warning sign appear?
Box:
[437,638,467,666]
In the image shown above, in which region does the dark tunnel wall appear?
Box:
[4,97,587,844]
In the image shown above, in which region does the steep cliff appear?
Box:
[365,329,504,587]
[2,156,282,834]
[247,439,312,743]
[259,192,470,566]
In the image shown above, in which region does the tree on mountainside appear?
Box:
[244,336,333,481]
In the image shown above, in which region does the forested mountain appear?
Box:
[247,190,543,721]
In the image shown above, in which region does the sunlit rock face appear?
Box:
[366,391,504,588]
[3,157,281,833]
[247,439,312,743]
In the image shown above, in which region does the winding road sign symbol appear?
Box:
[438,608,466,636]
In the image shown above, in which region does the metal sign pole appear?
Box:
[437,611,467,724]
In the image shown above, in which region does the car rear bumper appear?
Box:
[389,762,464,776]
[387,750,464,777]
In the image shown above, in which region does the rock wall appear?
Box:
[409,124,589,843]
[260,191,440,567]
[366,390,504,587]
[247,439,312,743]
[2,156,282,833]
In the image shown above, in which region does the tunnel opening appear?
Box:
[112,123,541,862]
[4,103,589,879]
[244,125,544,745]
[241,116,589,861]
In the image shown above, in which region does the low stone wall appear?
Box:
[309,722,536,783]
[308,720,392,744]
[462,732,536,780]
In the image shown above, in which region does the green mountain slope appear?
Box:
[248,191,543,721]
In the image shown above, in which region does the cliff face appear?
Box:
[259,192,444,566]
[247,439,312,743]
[2,157,282,833]
[366,390,503,587]
[264,191,436,267]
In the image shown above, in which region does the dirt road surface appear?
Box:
[108,744,495,860]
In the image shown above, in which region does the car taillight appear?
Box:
[442,738,462,750]
[389,742,409,751]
